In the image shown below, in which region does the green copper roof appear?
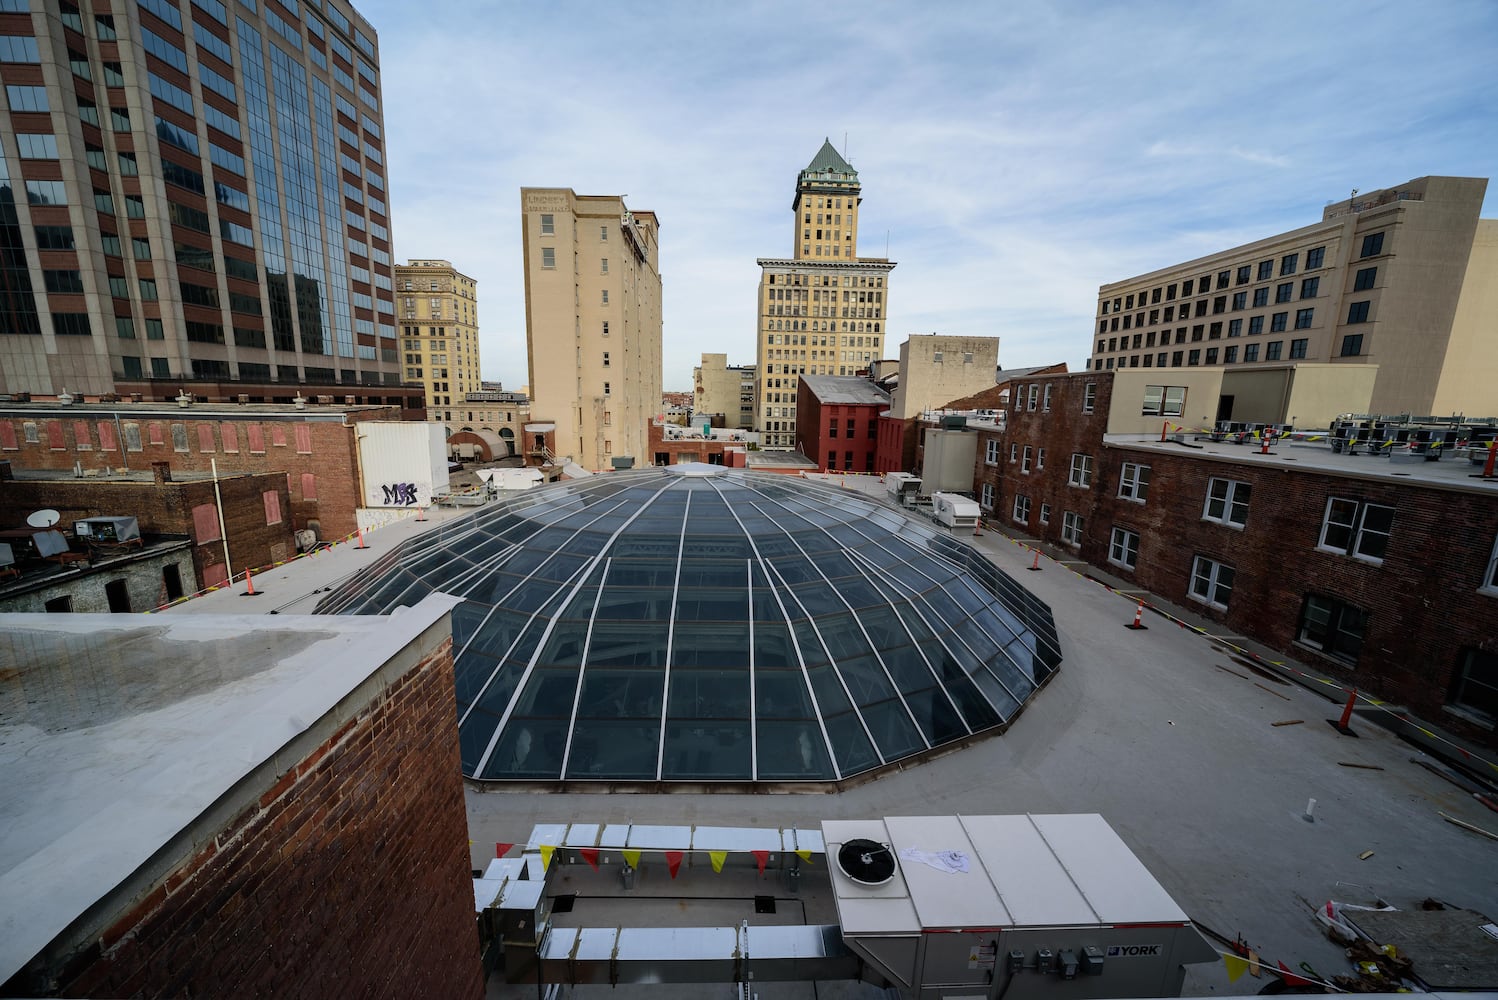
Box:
[801,138,857,179]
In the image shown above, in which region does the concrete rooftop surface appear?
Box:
[127,482,1498,994]
[0,597,459,986]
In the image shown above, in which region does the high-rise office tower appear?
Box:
[0,0,419,410]
[521,187,661,471]
[396,259,479,425]
[754,140,894,449]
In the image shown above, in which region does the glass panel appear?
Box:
[661,721,752,779]
[670,624,749,667]
[755,668,816,719]
[585,621,669,667]
[860,699,926,760]
[484,718,566,779]
[834,653,897,704]
[823,711,880,775]
[755,720,832,780]
[565,721,659,779]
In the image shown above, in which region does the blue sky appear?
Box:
[363,0,1498,392]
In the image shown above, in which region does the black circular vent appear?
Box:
[838,839,896,886]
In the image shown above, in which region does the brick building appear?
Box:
[796,375,889,473]
[969,369,1498,744]
[0,595,484,998]
[1,465,293,590]
[0,401,400,543]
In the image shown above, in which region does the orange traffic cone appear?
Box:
[356,528,369,549]
[1028,548,1042,572]
[1125,601,1147,630]
[1328,688,1359,737]
[242,568,261,597]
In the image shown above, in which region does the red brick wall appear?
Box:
[0,474,296,587]
[0,409,385,540]
[1087,445,1498,742]
[965,367,1498,745]
[49,640,485,999]
[977,372,1113,544]
[796,382,881,473]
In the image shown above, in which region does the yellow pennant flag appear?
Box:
[1223,954,1249,982]
[623,849,641,869]
[709,850,728,873]
[795,849,813,864]
[539,844,555,871]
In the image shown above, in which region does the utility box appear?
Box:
[74,516,141,545]
[931,492,980,529]
[824,814,1218,1000]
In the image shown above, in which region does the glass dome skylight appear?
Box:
[318,466,1062,784]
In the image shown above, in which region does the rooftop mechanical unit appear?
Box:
[73,516,141,545]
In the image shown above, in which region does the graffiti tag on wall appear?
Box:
[381,482,419,505]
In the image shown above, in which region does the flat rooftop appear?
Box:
[1107,433,1498,495]
[799,376,891,407]
[0,596,458,984]
[36,477,1498,995]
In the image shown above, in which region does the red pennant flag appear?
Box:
[752,850,769,875]
[579,848,600,871]
[665,850,684,879]
[495,842,513,858]
[1277,961,1311,988]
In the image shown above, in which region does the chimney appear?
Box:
[152,461,172,485]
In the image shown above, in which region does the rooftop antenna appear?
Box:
[885,229,890,258]
[843,132,848,161]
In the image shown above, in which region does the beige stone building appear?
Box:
[1089,176,1497,418]
[693,353,755,429]
[458,389,529,453]
[754,141,894,449]
[521,189,662,470]
[886,334,1001,420]
[396,260,480,425]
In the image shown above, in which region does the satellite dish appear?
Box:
[837,839,896,886]
[26,509,60,528]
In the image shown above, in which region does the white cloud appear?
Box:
[365,0,1498,389]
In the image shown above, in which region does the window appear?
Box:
[541,247,555,269]
[1252,287,1269,308]
[1306,246,1325,269]
[1280,253,1298,276]
[1483,535,1498,596]
[1083,382,1096,413]
[1037,448,1046,470]
[1347,301,1370,324]
[1340,334,1363,357]
[1236,265,1251,285]
[980,482,995,510]
[1021,446,1033,473]
[1028,385,1039,411]
[1141,384,1186,416]
[1298,594,1368,664]
[1061,511,1084,546]
[1116,462,1151,502]
[1248,316,1264,335]
[1244,343,1259,362]
[1360,232,1384,258]
[1353,267,1376,292]
[1447,649,1498,727]
[602,321,609,337]
[1271,312,1288,333]
[1300,277,1319,299]
[603,381,611,396]
[1189,556,1235,610]
[1266,340,1282,361]
[1232,292,1246,311]
[600,257,608,274]
[600,224,608,241]
[601,289,609,304]
[1275,282,1294,304]
[1319,498,1394,562]
[1257,260,1273,281]
[1009,443,1018,463]
[1289,338,1308,359]
[1109,527,1139,570]
[1012,494,1031,524]
[1042,384,1052,411]
[1203,478,1251,528]
[539,213,554,235]
[16,133,59,159]
[1039,503,1051,525]
[1205,348,1219,364]
[1228,320,1242,338]
[1294,308,1314,329]
[985,439,999,465]
[1068,453,1093,488]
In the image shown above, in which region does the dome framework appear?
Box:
[319,466,1061,784]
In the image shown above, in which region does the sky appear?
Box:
[362,0,1498,393]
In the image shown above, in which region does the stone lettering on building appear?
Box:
[524,193,571,213]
